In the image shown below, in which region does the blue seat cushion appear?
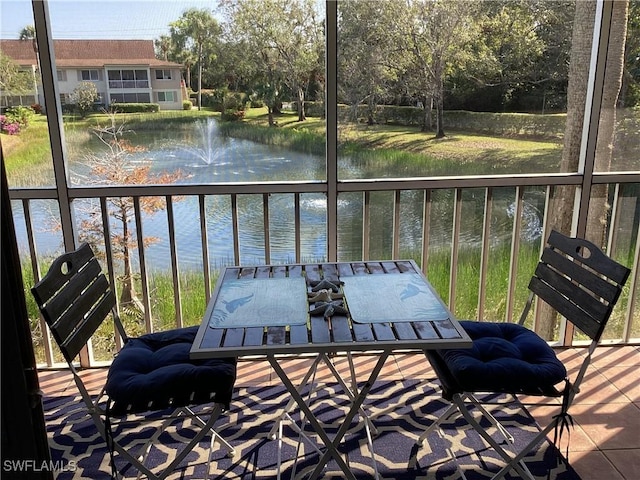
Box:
[105,326,236,415]
[436,321,567,395]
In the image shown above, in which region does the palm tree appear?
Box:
[19,25,40,104]
[170,9,222,111]
[154,35,172,61]
[19,25,37,54]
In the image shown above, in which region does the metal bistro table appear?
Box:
[190,260,472,480]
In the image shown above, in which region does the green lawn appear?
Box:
[227,107,563,174]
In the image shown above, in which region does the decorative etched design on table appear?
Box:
[342,273,449,324]
[209,277,309,328]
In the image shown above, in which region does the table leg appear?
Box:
[269,355,359,480]
[268,354,324,440]
[308,351,389,480]
[268,352,390,480]
[270,352,380,480]
[319,353,379,438]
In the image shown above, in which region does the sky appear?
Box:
[0,0,219,40]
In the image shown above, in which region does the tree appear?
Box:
[465,2,547,108]
[621,1,640,107]
[205,37,254,92]
[538,1,629,340]
[587,1,628,245]
[170,8,222,110]
[338,0,398,124]
[71,81,98,117]
[18,24,40,102]
[0,53,32,107]
[397,0,479,137]
[19,25,37,55]
[154,34,173,61]
[222,0,323,122]
[74,113,185,310]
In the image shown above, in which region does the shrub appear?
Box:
[31,104,44,114]
[199,90,217,109]
[220,109,245,122]
[71,81,98,118]
[182,100,193,110]
[108,103,160,113]
[0,114,21,135]
[5,105,34,127]
[223,91,247,112]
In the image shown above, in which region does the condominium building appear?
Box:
[1,39,185,110]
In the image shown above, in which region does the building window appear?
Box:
[156,91,176,102]
[107,69,149,88]
[155,69,172,80]
[57,70,67,81]
[110,92,151,103]
[81,69,100,81]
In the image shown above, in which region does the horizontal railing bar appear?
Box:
[337,173,586,191]
[70,182,328,197]
[592,172,640,184]
[8,182,327,199]
[10,171,640,201]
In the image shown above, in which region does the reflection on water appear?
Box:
[13,119,545,269]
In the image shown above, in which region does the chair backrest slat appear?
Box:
[529,276,603,339]
[49,274,111,342]
[534,262,610,321]
[32,243,95,304]
[531,230,630,341]
[539,248,621,304]
[547,230,630,285]
[62,288,115,361]
[32,243,116,363]
[43,259,103,328]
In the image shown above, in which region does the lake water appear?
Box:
[12,119,543,270]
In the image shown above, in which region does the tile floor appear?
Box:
[39,345,640,480]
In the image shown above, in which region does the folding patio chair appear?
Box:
[32,243,237,480]
[417,230,630,480]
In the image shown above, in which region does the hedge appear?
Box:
[108,103,160,113]
[298,101,566,139]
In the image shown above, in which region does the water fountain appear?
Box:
[184,117,223,166]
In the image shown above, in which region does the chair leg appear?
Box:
[99,403,227,480]
[416,402,458,446]
[451,395,535,480]
[185,406,236,457]
[154,403,226,480]
[465,394,514,444]
[490,419,560,480]
[134,411,181,479]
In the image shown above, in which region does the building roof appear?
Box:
[0,39,181,68]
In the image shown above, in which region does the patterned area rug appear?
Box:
[44,380,581,479]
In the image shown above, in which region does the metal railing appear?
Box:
[10,174,640,366]
[8,0,640,367]
[108,80,150,89]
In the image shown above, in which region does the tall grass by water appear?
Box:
[23,243,542,363]
[23,239,634,365]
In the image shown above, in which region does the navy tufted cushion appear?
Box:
[105,326,236,415]
[437,321,566,395]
